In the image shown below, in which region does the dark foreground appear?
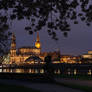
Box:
[0,73,55,83]
[0,79,83,92]
[0,83,40,92]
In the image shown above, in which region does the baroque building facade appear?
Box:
[2,32,81,65]
[10,33,42,64]
[9,32,61,65]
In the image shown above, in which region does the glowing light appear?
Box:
[35,43,40,48]
[74,69,77,75]
[40,69,44,73]
[57,69,61,74]
[16,69,22,73]
[0,69,2,72]
[88,69,91,75]
[54,69,61,74]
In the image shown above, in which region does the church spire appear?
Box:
[36,32,40,42]
[35,32,41,49]
[11,33,16,49]
[10,33,16,56]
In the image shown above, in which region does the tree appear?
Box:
[0,15,11,55]
[0,0,92,53]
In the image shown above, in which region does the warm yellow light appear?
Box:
[36,43,40,48]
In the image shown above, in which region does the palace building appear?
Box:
[9,32,44,64]
[7,32,60,65]
[2,32,82,65]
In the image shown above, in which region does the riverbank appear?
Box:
[55,78,92,92]
[56,78,92,87]
[0,79,83,92]
[0,83,40,92]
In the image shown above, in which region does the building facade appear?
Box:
[3,32,80,65]
[9,32,61,65]
[10,33,42,64]
[82,51,92,59]
[82,51,92,63]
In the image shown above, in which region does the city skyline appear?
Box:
[0,1,92,91]
[10,19,92,56]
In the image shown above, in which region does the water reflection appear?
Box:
[0,68,92,75]
[40,69,44,73]
[0,69,2,72]
[68,68,70,75]
[15,69,24,73]
[35,69,39,73]
[88,69,91,75]
[0,69,45,74]
[54,69,61,74]
[74,69,77,75]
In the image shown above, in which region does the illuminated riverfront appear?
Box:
[2,32,82,65]
[2,32,61,65]
[1,33,92,76]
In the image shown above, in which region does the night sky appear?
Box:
[10,19,92,56]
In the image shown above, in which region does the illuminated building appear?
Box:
[60,55,81,64]
[35,33,41,49]
[3,32,81,65]
[82,51,92,63]
[9,32,42,64]
[7,32,60,65]
[82,51,92,59]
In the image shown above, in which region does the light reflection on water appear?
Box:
[0,69,92,75]
[88,69,91,75]
[54,69,61,74]
[68,68,70,75]
[0,69,2,72]
[74,69,77,75]
[0,69,45,74]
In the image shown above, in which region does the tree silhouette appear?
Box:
[0,0,92,38]
[0,0,92,53]
[0,15,11,55]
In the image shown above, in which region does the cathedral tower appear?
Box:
[10,33,16,56]
[35,32,41,55]
[35,32,41,49]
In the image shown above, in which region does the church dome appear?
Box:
[35,32,41,49]
[25,56,43,64]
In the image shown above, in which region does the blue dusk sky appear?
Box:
[10,19,92,56]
